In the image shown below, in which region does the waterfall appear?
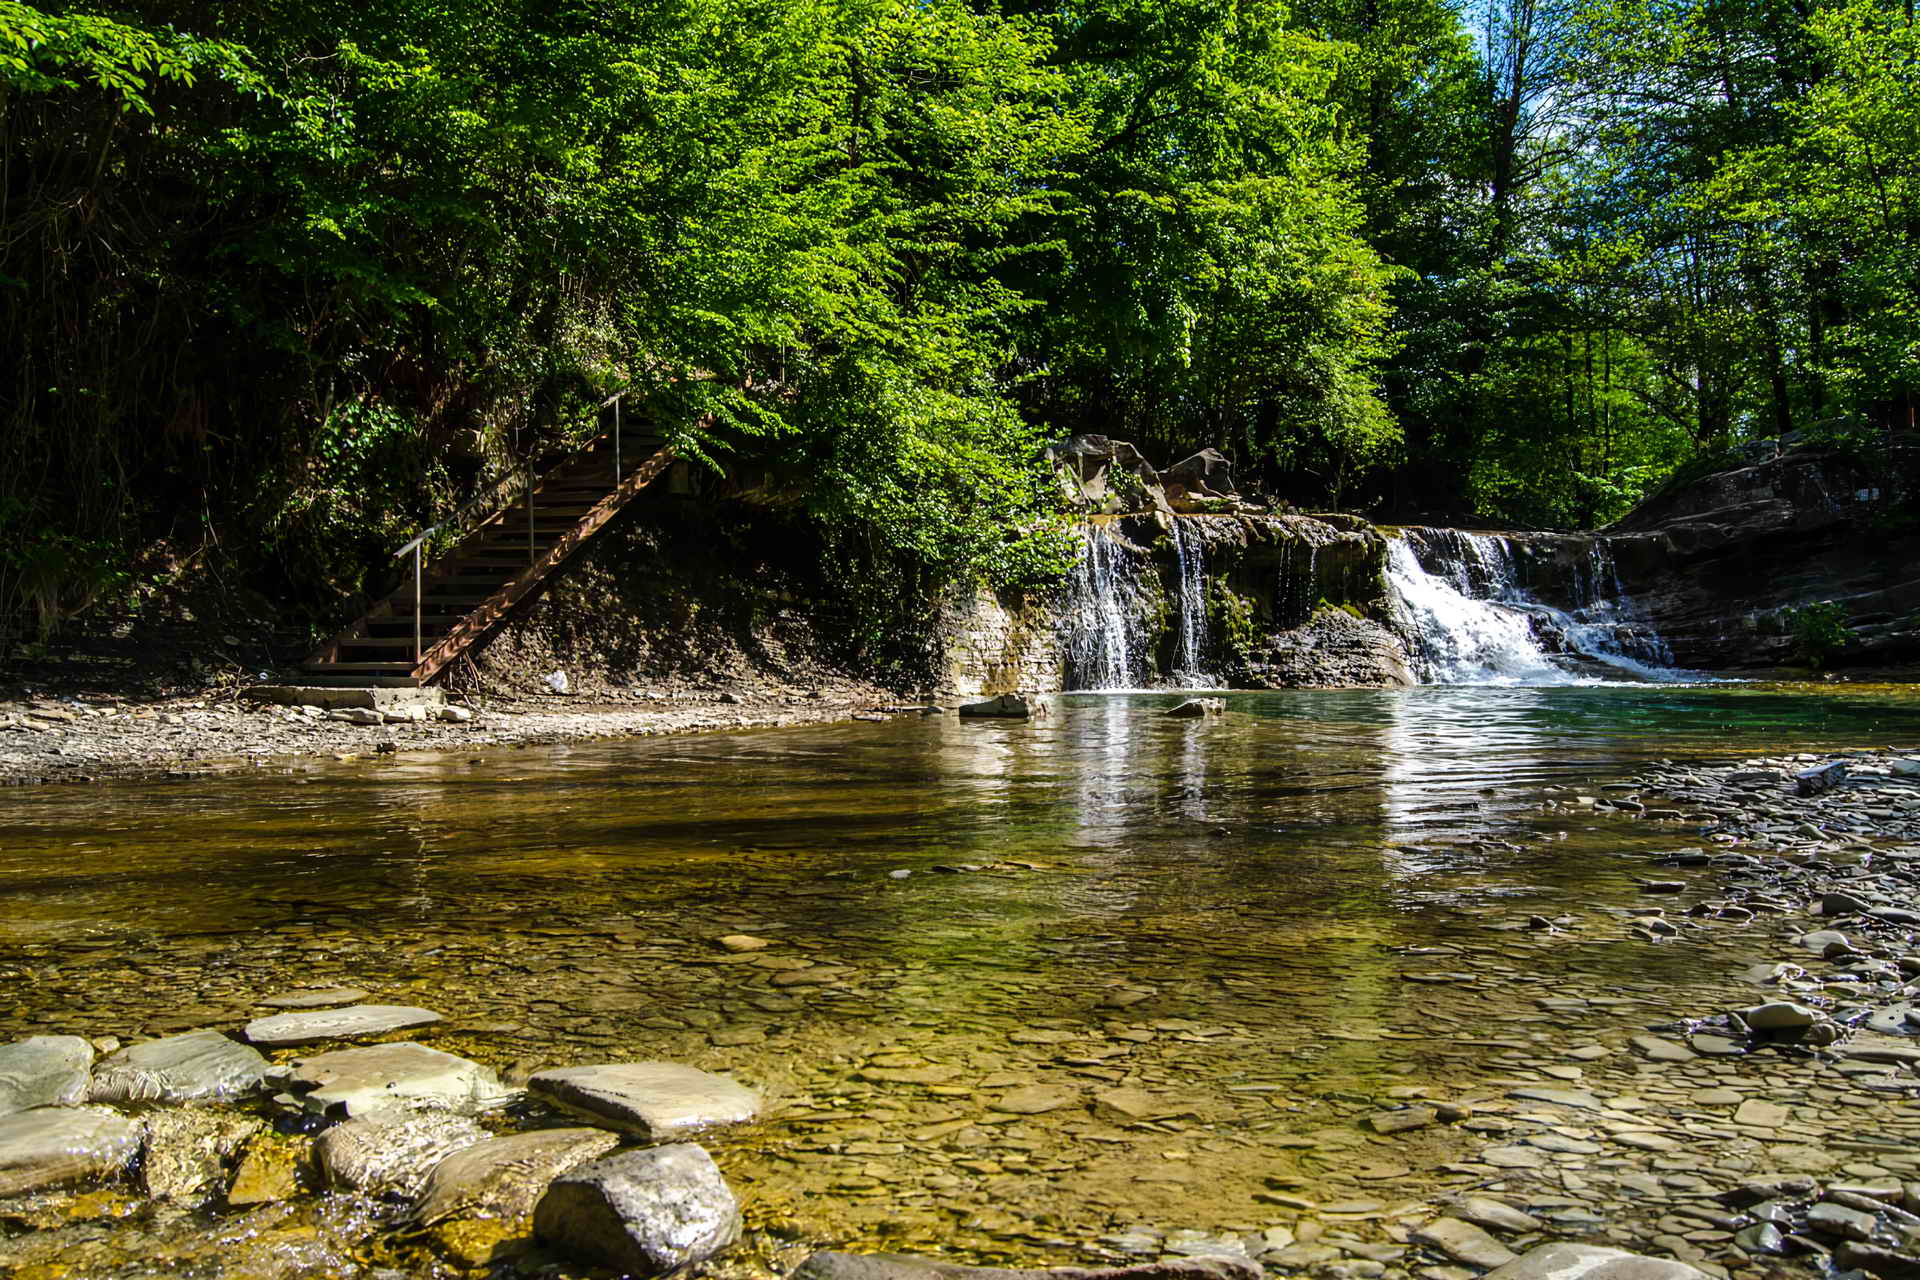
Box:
[1388,532,1686,685]
[1065,523,1146,690]
[1170,519,1214,686]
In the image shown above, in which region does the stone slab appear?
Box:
[258,987,372,1010]
[316,1111,488,1198]
[527,1062,759,1138]
[89,1030,268,1106]
[0,1104,142,1196]
[414,1126,621,1224]
[245,1004,443,1047]
[277,1043,508,1118]
[0,1035,92,1117]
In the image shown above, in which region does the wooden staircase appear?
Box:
[302,435,676,686]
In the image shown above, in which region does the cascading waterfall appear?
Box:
[1169,519,1214,686]
[1388,532,1686,685]
[1065,522,1146,690]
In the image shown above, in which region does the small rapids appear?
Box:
[1387,533,1690,686]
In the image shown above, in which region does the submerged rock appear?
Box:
[140,1109,262,1200]
[958,695,1032,719]
[258,987,372,1010]
[1165,698,1224,718]
[89,1030,268,1106]
[244,1004,443,1047]
[413,1126,620,1224]
[533,1143,740,1277]
[0,1035,93,1116]
[315,1110,488,1198]
[527,1062,759,1139]
[0,1104,142,1196]
[792,1254,1262,1280]
[276,1043,508,1119]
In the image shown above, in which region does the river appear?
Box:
[3,685,1919,1276]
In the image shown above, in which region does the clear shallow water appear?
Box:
[3,685,1920,1275]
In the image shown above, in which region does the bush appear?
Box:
[1784,600,1856,668]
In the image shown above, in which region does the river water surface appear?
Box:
[3,685,1919,1276]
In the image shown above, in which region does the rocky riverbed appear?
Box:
[2,737,1919,1280]
[0,684,916,786]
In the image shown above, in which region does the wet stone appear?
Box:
[1456,1197,1543,1235]
[257,987,371,1009]
[1738,1002,1818,1031]
[0,1104,142,1196]
[1733,1099,1791,1127]
[528,1062,759,1138]
[414,1126,621,1224]
[1507,1087,1602,1109]
[0,1035,93,1117]
[315,1110,489,1198]
[1808,1201,1879,1240]
[88,1030,268,1106]
[1629,1034,1695,1063]
[533,1142,741,1278]
[1413,1217,1519,1269]
[245,1003,443,1047]
[277,1042,507,1118]
[1734,1223,1787,1256]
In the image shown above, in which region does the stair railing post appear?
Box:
[413,543,423,663]
[527,466,536,565]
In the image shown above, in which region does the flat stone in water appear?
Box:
[528,1062,759,1138]
[89,1030,268,1105]
[1628,1034,1694,1063]
[258,987,372,1009]
[989,1084,1077,1115]
[1413,1218,1518,1269]
[245,1004,443,1047]
[1455,1197,1543,1235]
[1733,1099,1790,1127]
[315,1110,489,1198]
[1507,1087,1602,1110]
[0,1104,142,1196]
[0,1035,92,1116]
[415,1126,621,1224]
[279,1042,508,1118]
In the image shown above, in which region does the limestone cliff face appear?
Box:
[1606,439,1920,670]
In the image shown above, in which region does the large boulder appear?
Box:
[532,1143,741,1277]
[958,694,1033,720]
[1043,436,1174,517]
[0,1035,93,1117]
[1163,449,1242,512]
[89,1030,268,1106]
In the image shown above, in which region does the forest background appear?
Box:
[1,0,1915,644]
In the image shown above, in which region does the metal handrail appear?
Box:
[384,392,635,664]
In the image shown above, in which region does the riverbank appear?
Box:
[0,684,912,787]
[3,701,1920,1280]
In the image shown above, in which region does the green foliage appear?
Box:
[1784,600,1857,668]
[1209,580,1259,661]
